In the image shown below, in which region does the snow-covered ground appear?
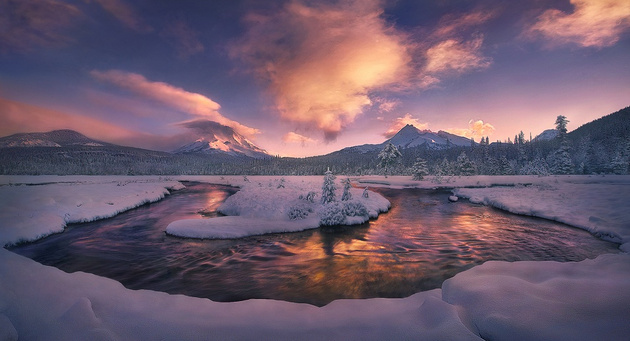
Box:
[166,176,390,239]
[1,174,629,340]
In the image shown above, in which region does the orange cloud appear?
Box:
[0,0,82,53]
[446,119,495,140]
[383,114,429,138]
[231,0,411,141]
[282,132,316,145]
[90,70,259,137]
[528,0,630,48]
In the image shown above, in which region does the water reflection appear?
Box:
[9,183,619,306]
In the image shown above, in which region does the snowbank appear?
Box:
[442,253,630,340]
[0,176,183,246]
[166,177,390,239]
[0,247,479,340]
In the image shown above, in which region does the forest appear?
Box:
[1,107,628,176]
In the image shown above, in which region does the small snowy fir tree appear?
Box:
[321,168,337,204]
[411,158,429,180]
[362,186,369,198]
[341,178,352,201]
[377,142,402,177]
[456,152,476,176]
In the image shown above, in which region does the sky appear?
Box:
[0,0,629,157]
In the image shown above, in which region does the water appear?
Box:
[10,182,619,306]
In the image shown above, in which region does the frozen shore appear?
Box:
[0,175,629,340]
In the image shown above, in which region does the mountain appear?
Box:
[342,124,472,153]
[173,121,269,159]
[533,129,559,142]
[0,129,108,148]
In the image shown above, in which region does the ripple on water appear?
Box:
[9,182,620,306]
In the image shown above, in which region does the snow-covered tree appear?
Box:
[551,140,573,174]
[611,152,628,174]
[341,178,352,201]
[362,187,369,198]
[321,168,337,204]
[456,152,476,176]
[411,157,429,180]
[377,142,402,177]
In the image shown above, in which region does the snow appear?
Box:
[442,253,630,340]
[0,176,184,246]
[166,176,390,239]
[1,174,629,339]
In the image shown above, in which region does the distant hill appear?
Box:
[0,129,109,148]
[533,129,558,142]
[568,106,630,144]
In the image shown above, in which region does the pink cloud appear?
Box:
[383,114,429,138]
[282,132,316,146]
[231,0,412,141]
[527,0,630,48]
[90,70,260,138]
[424,34,491,74]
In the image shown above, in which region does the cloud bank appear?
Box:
[90,70,259,137]
[528,0,630,48]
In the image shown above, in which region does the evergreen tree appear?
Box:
[341,177,352,201]
[411,157,429,180]
[611,152,628,174]
[456,152,476,175]
[321,168,337,204]
[555,115,569,137]
[551,140,574,174]
[377,142,402,177]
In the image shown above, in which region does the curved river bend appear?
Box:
[10,182,619,306]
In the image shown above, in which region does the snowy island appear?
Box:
[0,174,629,340]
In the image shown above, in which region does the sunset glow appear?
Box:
[1,0,628,156]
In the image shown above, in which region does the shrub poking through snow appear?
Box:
[299,191,317,203]
[319,202,345,226]
[277,177,286,189]
[288,203,313,220]
[363,187,369,198]
[321,168,337,204]
[341,178,352,201]
[342,201,368,217]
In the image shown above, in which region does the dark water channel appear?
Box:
[10,182,619,306]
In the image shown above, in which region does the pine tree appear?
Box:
[377,142,402,177]
[411,157,429,180]
[341,178,352,201]
[551,140,574,174]
[321,168,337,204]
[555,115,569,138]
[456,152,476,176]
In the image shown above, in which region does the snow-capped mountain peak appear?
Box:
[387,124,472,149]
[174,122,268,158]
